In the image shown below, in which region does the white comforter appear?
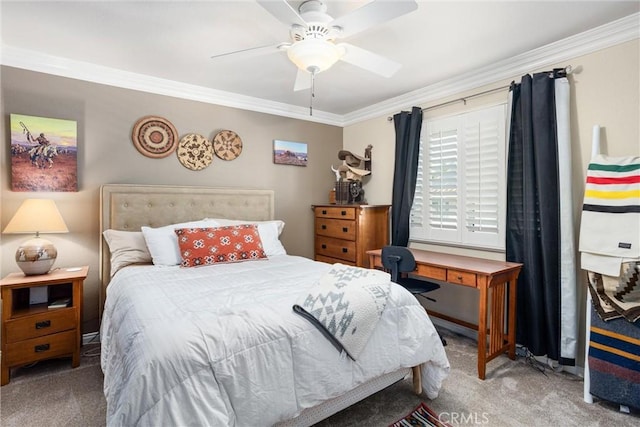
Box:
[100,255,449,426]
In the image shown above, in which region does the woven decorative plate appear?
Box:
[131,116,178,158]
[176,133,214,171]
[213,130,243,161]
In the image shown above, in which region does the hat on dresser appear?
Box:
[338,150,367,169]
[337,164,370,181]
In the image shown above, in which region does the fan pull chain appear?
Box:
[309,71,315,116]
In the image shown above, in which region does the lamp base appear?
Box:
[15,236,58,275]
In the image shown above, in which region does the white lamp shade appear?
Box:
[3,199,68,275]
[3,199,69,234]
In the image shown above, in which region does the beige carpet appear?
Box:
[1,331,638,426]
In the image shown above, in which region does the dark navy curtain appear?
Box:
[391,106,422,246]
[506,69,574,364]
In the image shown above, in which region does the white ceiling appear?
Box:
[1,1,639,125]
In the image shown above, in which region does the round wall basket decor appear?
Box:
[213,130,243,161]
[177,133,214,171]
[131,116,178,158]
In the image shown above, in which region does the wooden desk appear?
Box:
[368,248,522,380]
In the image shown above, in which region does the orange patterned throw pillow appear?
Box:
[175,225,267,267]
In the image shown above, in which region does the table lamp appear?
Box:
[3,199,69,275]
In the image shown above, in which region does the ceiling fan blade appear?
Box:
[210,43,288,61]
[256,0,306,27]
[331,0,418,39]
[293,69,312,92]
[338,43,401,78]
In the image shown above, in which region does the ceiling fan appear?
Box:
[211,0,419,93]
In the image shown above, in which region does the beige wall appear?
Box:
[0,66,343,332]
[344,39,640,367]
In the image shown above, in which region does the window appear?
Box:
[410,104,507,250]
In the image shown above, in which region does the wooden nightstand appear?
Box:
[1,266,88,385]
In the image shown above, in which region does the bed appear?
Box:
[99,184,450,426]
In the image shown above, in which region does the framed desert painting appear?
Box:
[9,114,78,192]
[273,140,307,167]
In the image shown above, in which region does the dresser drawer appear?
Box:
[5,330,76,366]
[4,308,76,344]
[315,236,357,262]
[315,218,356,240]
[447,269,477,287]
[315,255,356,266]
[314,206,356,220]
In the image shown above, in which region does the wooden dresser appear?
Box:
[313,204,390,268]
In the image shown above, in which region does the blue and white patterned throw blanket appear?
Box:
[293,263,390,360]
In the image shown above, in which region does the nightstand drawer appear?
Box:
[5,330,76,366]
[314,206,356,220]
[315,236,357,262]
[315,219,356,240]
[447,269,477,287]
[5,308,76,344]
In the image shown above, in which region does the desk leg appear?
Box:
[477,279,488,380]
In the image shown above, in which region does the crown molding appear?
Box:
[1,13,638,128]
[0,46,343,126]
[341,12,640,126]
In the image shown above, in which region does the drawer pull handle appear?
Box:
[322,210,327,215]
[36,320,51,329]
[321,225,327,230]
[342,248,348,253]
[341,211,347,216]
[322,244,327,249]
[457,275,463,281]
[342,227,348,232]
[35,344,50,353]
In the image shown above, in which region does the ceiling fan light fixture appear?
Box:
[287,38,344,74]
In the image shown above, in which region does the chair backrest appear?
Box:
[381,246,417,282]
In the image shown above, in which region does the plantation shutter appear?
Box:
[409,103,506,249]
[464,116,499,233]
[410,141,425,229]
[428,127,458,230]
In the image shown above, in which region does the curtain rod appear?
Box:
[387,65,573,121]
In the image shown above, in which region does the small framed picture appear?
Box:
[273,140,307,167]
[9,114,78,192]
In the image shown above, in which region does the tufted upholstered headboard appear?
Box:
[99,184,275,313]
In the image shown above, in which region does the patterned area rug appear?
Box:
[389,402,452,427]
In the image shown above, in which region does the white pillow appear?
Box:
[102,230,152,276]
[205,219,286,256]
[254,221,287,256]
[207,219,285,236]
[141,219,219,266]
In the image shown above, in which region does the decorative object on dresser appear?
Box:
[10,113,78,192]
[3,199,69,275]
[313,204,390,268]
[213,129,243,160]
[330,145,372,204]
[131,115,178,158]
[0,266,88,385]
[176,133,214,170]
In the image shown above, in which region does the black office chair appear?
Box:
[381,245,446,345]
